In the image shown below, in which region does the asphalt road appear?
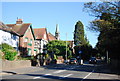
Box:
[2,63,120,81]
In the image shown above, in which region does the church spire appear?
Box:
[55,24,60,40]
[55,24,59,33]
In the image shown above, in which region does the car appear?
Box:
[69,58,77,64]
[89,57,97,64]
[64,60,69,64]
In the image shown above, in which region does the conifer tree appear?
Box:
[74,21,86,46]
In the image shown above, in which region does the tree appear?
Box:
[74,21,92,60]
[83,2,120,60]
[74,21,87,46]
[46,40,72,59]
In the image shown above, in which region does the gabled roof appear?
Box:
[33,28,48,40]
[0,21,20,36]
[6,23,31,36]
[48,32,56,41]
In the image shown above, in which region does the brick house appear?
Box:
[48,32,56,41]
[33,28,49,55]
[6,19,35,57]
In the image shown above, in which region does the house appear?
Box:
[48,32,56,41]
[0,21,19,51]
[33,28,49,55]
[6,19,35,57]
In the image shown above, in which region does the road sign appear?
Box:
[79,51,82,54]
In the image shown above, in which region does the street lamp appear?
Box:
[66,33,67,61]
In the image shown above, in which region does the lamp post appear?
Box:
[66,33,67,61]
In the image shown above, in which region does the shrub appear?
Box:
[1,43,13,50]
[4,50,17,61]
[17,56,34,60]
[1,43,17,61]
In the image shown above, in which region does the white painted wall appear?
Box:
[39,39,48,53]
[0,30,19,51]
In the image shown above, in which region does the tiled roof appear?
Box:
[6,23,31,36]
[0,21,19,35]
[0,21,6,29]
[48,32,56,41]
[33,28,48,40]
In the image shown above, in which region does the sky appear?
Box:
[2,2,99,47]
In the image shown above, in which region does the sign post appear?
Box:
[79,50,83,65]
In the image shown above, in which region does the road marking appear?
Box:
[43,74,52,76]
[33,73,52,79]
[53,70,66,74]
[59,74,73,79]
[81,70,94,81]
[33,77,41,79]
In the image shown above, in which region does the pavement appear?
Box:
[0,66,45,76]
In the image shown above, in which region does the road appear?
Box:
[2,63,120,81]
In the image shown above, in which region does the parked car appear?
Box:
[69,58,77,64]
[89,57,97,64]
[64,60,70,64]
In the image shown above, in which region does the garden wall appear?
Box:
[1,60,31,70]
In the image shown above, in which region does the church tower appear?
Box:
[55,24,60,40]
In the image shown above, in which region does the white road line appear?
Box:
[33,73,52,79]
[33,77,41,79]
[59,74,73,79]
[81,70,94,81]
[64,74,73,77]
[43,74,52,76]
[53,70,66,74]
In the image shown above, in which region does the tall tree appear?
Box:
[74,21,87,46]
[83,2,120,60]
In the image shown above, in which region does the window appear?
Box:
[11,34,17,40]
[28,39,32,46]
[30,39,32,44]
[25,37,28,42]
[28,48,31,56]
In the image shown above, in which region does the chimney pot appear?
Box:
[16,19,23,24]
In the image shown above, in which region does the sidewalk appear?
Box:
[93,63,120,80]
[0,66,45,76]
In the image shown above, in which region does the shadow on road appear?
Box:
[1,73,120,81]
[41,62,120,75]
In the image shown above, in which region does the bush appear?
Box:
[1,43,13,50]
[4,50,17,61]
[17,56,34,60]
[1,43,17,61]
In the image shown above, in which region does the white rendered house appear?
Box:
[0,22,19,51]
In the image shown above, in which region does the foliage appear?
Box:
[74,21,88,46]
[73,21,92,60]
[74,44,93,60]
[83,2,120,59]
[1,43,17,61]
[17,56,34,60]
[46,40,72,59]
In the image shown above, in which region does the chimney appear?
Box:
[16,18,23,24]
